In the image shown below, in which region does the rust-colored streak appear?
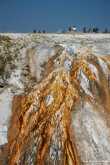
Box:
[6,49,110,165]
[7,68,81,165]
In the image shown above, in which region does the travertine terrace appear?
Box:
[0,33,110,164]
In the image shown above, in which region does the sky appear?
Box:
[0,0,110,32]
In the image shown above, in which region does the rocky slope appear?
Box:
[0,33,110,164]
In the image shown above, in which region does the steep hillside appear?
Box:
[0,34,110,164]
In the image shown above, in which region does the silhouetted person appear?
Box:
[33,29,36,33]
[104,28,108,33]
[43,30,46,33]
[93,27,99,33]
[88,28,92,33]
[83,27,87,33]
[68,26,72,32]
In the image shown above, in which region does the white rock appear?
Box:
[0,88,13,145]
[64,59,72,71]
[72,102,110,163]
[98,58,109,77]
[28,44,55,81]
[45,95,54,106]
[78,69,93,97]
[59,44,76,55]
[0,125,8,145]
[9,69,23,89]
[88,63,99,81]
